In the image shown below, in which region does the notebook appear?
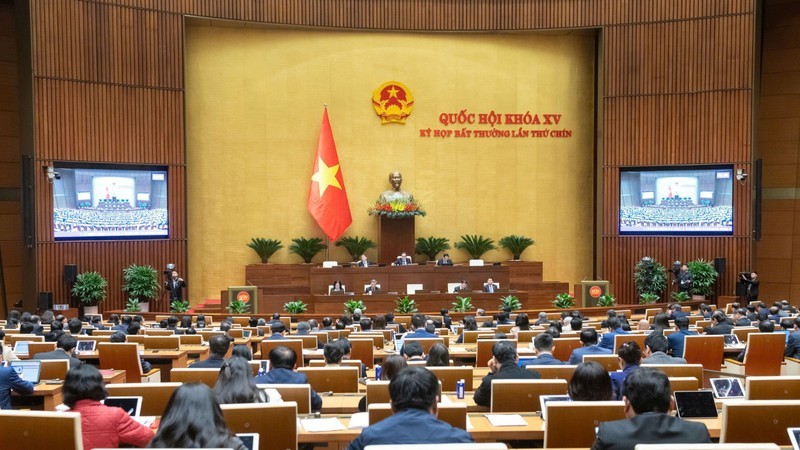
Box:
[709,378,745,398]
[10,360,41,383]
[673,390,718,418]
[236,433,259,450]
[103,396,142,416]
[12,341,30,355]
[76,340,97,352]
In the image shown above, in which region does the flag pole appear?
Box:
[325,236,330,261]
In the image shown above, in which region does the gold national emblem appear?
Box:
[236,291,251,303]
[372,81,414,124]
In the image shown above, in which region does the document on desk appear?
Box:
[301,417,347,432]
[485,414,527,427]
[347,412,369,429]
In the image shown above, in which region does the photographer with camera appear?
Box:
[165,267,186,302]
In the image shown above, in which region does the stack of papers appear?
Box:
[347,412,369,429]
[484,414,528,427]
[300,417,346,432]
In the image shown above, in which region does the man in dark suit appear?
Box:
[677,264,692,293]
[785,317,800,358]
[740,271,759,302]
[436,253,453,266]
[165,316,184,335]
[356,254,370,267]
[705,311,733,335]
[364,279,381,295]
[667,316,698,358]
[755,301,769,322]
[189,334,229,369]
[256,345,322,411]
[0,359,34,409]
[568,329,612,364]
[346,367,473,450]
[667,303,688,321]
[733,308,752,327]
[452,280,468,293]
[35,334,82,370]
[394,252,412,266]
[483,277,497,293]
[592,367,711,450]
[266,322,288,340]
[520,333,564,366]
[165,270,187,301]
[440,309,452,329]
[598,317,629,350]
[474,340,540,407]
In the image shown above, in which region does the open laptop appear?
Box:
[9,360,41,384]
[236,433,259,450]
[242,330,252,339]
[539,394,572,420]
[723,334,740,346]
[12,341,30,355]
[393,332,405,352]
[673,390,718,418]
[788,428,800,450]
[709,378,745,398]
[103,396,143,416]
[76,340,97,353]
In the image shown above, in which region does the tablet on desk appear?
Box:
[236,433,259,450]
[710,378,745,398]
[104,396,143,416]
[674,390,718,418]
[723,334,740,346]
[788,428,800,450]
[539,395,571,420]
[76,340,96,353]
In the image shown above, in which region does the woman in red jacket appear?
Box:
[64,364,153,449]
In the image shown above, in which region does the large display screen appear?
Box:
[619,166,733,235]
[53,164,169,240]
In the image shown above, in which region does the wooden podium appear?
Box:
[580,280,610,307]
[378,216,415,264]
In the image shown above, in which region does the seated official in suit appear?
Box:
[474,340,541,407]
[364,279,381,295]
[346,366,473,450]
[569,361,613,401]
[483,277,498,293]
[393,252,413,266]
[402,341,426,362]
[591,367,711,450]
[667,316,697,358]
[598,317,629,350]
[786,316,800,359]
[36,334,82,370]
[610,341,641,401]
[452,280,469,293]
[255,346,322,411]
[642,332,686,365]
[436,253,453,266]
[330,280,345,294]
[705,310,734,335]
[734,320,775,362]
[191,334,230,369]
[0,355,34,409]
[109,331,152,372]
[266,322,288,340]
[519,333,564,366]
[399,314,437,354]
[356,254,370,268]
[733,308,752,327]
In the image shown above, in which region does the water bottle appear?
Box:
[456,379,465,399]
[375,364,382,380]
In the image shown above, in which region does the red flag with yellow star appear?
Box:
[307,108,352,241]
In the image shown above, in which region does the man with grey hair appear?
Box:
[296,321,311,335]
[535,311,549,326]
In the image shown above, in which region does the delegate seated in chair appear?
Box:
[483,278,499,293]
[255,345,322,411]
[364,279,381,295]
[393,252,413,266]
[329,280,346,295]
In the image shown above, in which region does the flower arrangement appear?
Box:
[368,198,426,219]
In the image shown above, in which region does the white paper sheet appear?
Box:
[484,414,528,427]
[348,412,370,429]
[301,417,347,432]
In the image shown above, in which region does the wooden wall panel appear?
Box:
[22,0,757,311]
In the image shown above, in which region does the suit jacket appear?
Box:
[598,328,629,350]
[35,349,82,370]
[0,366,34,409]
[394,256,412,266]
[436,258,453,266]
[346,408,473,450]
[785,331,800,358]
[667,329,698,358]
[592,412,711,450]
[483,283,497,293]
[742,278,759,300]
[473,361,540,407]
[642,352,687,365]
[399,329,437,354]
[356,260,370,267]
[706,322,733,335]
[568,344,612,365]
[365,285,381,294]
[166,278,187,300]
[255,368,322,411]
[190,354,226,369]
[518,353,563,366]
[452,285,469,293]
[734,318,752,327]
[610,364,639,400]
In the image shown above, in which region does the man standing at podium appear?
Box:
[166,270,186,301]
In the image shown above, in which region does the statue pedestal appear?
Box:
[378,216,415,264]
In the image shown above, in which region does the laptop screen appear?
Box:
[674,390,718,418]
[539,395,572,420]
[723,334,739,345]
[788,428,800,450]
[710,378,745,398]
[10,360,41,383]
[13,341,29,354]
[103,396,143,416]
[76,340,96,352]
[236,433,259,450]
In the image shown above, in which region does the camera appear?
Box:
[736,169,747,182]
[45,166,60,181]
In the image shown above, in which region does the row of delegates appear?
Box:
[354,252,455,267]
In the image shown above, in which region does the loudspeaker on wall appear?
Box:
[714,257,726,275]
[38,292,53,310]
[64,264,78,284]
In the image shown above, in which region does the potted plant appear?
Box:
[289,237,327,264]
[247,238,283,263]
[284,300,308,314]
[71,271,107,315]
[597,293,616,307]
[454,234,496,260]
[633,257,667,302]
[414,236,451,262]
[344,299,366,314]
[335,236,376,262]
[498,235,535,260]
[227,298,250,314]
[170,299,190,314]
[124,298,142,313]
[452,296,474,312]
[122,264,159,313]
[639,293,660,304]
[553,292,575,309]
[498,295,522,311]
[670,291,691,303]
[687,259,718,299]
[395,296,418,314]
